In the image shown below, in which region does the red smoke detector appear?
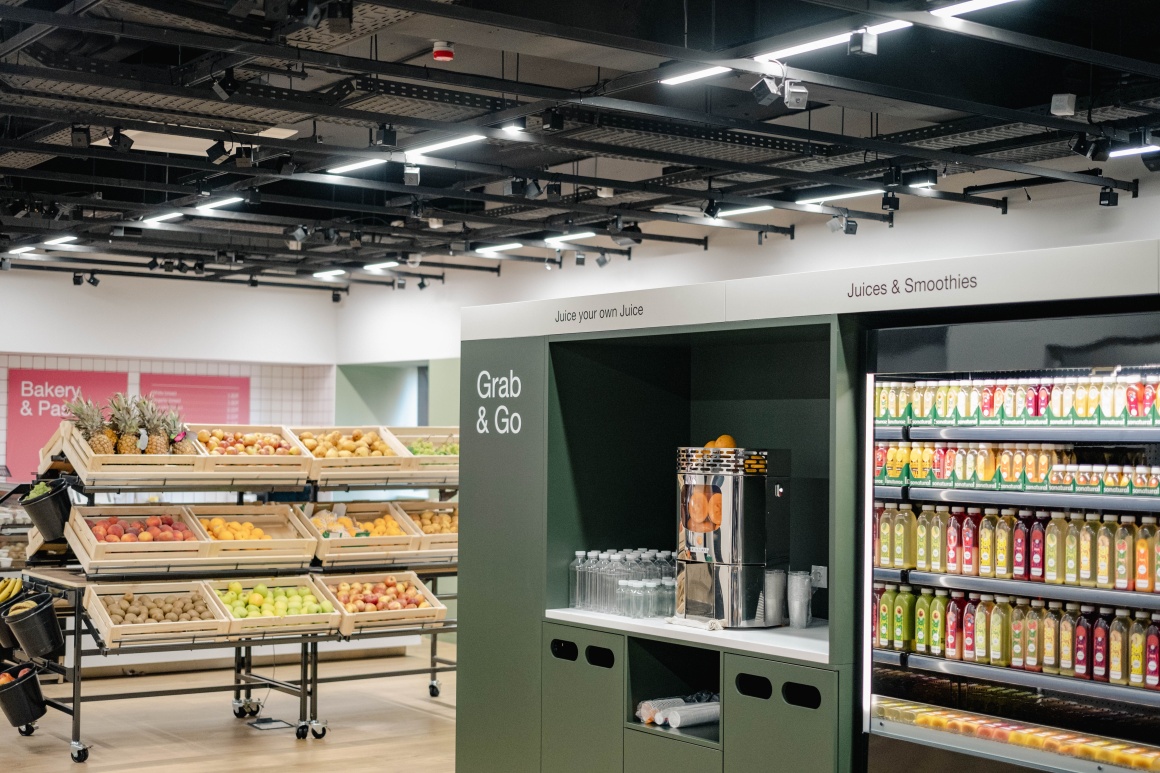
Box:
[432,41,454,62]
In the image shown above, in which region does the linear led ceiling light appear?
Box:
[797,188,884,205]
[545,232,596,245]
[476,242,522,256]
[904,170,939,188]
[754,21,911,61]
[930,0,1022,17]
[1109,131,1160,158]
[143,212,182,223]
[364,260,400,270]
[716,204,774,218]
[327,157,389,174]
[502,117,527,134]
[1110,145,1160,158]
[313,269,346,278]
[659,66,732,85]
[8,245,35,254]
[196,196,244,211]
[43,235,78,245]
[407,135,486,157]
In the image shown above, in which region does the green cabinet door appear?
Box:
[542,622,625,773]
[723,654,839,773]
[624,728,721,773]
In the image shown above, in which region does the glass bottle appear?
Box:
[666,578,678,616]
[999,444,1015,483]
[1065,513,1084,585]
[988,595,1011,667]
[966,379,980,420]
[878,584,898,649]
[976,594,996,665]
[930,506,949,573]
[1096,515,1117,589]
[1146,613,1160,691]
[915,588,933,653]
[961,508,982,576]
[893,585,917,652]
[932,443,947,483]
[594,552,611,611]
[954,441,968,481]
[1044,512,1067,585]
[893,504,917,570]
[898,382,913,421]
[616,580,632,616]
[1129,611,1150,688]
[643,581,660,618]
[570,551,586,608]
[1115,516,1138,591]
[1010,597,1031,669]
[1109,609,1132,686]
[995,508,1017,579]
[963,593,980,662]
[1025,599,1045,673]
[979,508,1000,578]
[1059,603,1080,678]
[945,591,965,661]
[878,503,897,568]
[1042,601,1062,675]
[1011,379,1026,419]
[981,379,996,418]
[1079,514,1100,588]
[946,507,964,574]
[930,590,948,657]
[1049,376,1065,418]
[1012,443,1028,482]
[1092,607,1113,683]
[1026,511,1046,582]
[1062,376,1078,418]
[1036,444,1053,484]
[1137,516,1158,593]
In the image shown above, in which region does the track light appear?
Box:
[844,218,859,235]
[881,193,900,211]
[1100,187,1119,207]
[177,261,189,273]
[504,178,528,197]
[1142,154,1160,173]
[207,140,230,165]
[702,199,721,218]
[163,260,175,272]
[1071,134,1111,162]
[350,231,363,249]
[194,261,205,275]
[418,277,429,290]
[332,290,342,303]
[783,80,810,110]
[545,182,563,201]
[750,77,782,106]
[71,126,90,148]
[248,276,259,287]
[246,188,262,205]
[211,70,237,101]
[147,257,159,270]
[232,147,253,168]
[278,158,297,176]
[525,180,545,200]
[87,273,100,286]
[540,110,564,133]
[502,117,527,134]
[375,124,397,146]
[110,127,133,152]
[904,169,939,189]
[285,225,308,242]
[595,252,610,268]
[827,216,844,234]
[611,223,643,246]
[409,199,426,220]
[73,272,83,286]
[848,29,878,56]
[403,164,421,186]
[575,252,586,266]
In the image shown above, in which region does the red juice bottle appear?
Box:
[1037,381,1052,417]
[961,508,982,576]
[1093,607,1114,683]
[1147,613,1160,690]
[1028,511,1047,582]
[1074,605,1095,680]
[946,507,964,574]
[1144,375,1158,417]
[945,591,965,660]
[1026,380,1040,416]
[1012,510,1032,581]
[963,593,981,662]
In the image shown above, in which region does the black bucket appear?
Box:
[7,594,64,659]
[19,479,71,541]
[0,664,46,727]
[0,592,29,649]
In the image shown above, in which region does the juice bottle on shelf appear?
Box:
[1152,465,1160,491]
[979,508,1000,578]
[1025,599,1045,673]
[1026,443,1042,483]
[923,381,937,421]
[915,588,933,653]
[874,443,889,478]
[976,595,996,665]
[1096,514,1118,589]
[1061,376,1078,418]
[909,442,925,483]
[884,443,900,482]
[898,383,913,421]
[981,380,996,418]
[910,381,924,421]
[932,443,947,482]
[871,583,885,642]
[1060,603,1080,677]
[995,508,1017,579]
[1135,465,1151,490]
[876,381,889,419]
[922,443,937,481]
[878,584,898,649]
[916,505,935,571]
[878,503,896,568]
[1129,611,1150,688]
[934,380,950,418]
[1065,513,1083,585]
[872,501,884,567]
[1045,376,1061,418]
[1080,513,1100,588]
[1009,597,1027,669]
[1074,605,1095,680]
[1076,464,1095,490]
[1092,607,1113,683]
[943,443,958,481]
[1115,516,1138,591]
[989,595,1011,668]
[945,591,965,660]
[1143,374,1159,417]
[1109,609,1132,686]
[1104,464,1121,490]
[977,443,996,484]
[946,507,964,574]
[930,590,948,657]
[1004,379,1020,419]
[1114,374,1132,419]
[967,380,981,421]
[963,593,981,662]
[893,585,917,652]
[961,508,982,576]
[930,506,949,573]
[1093,377,1110,419]
[1034,378,1050,418]
[886,382,899,418]
[1025,511,1045,582]
[894,504,917,570]
[1081,376,1098,419]
[946,380,961,419]
[963,443,979,484]
[1136,516,1157,593]
[1035,444,1051,484]
[1042,601,1063,675]
[1146,613,1160,690]
[999,444,1015,482]
[1012,444,1028,482]
[1099,375,1116,420]
[1044,512,1067,584]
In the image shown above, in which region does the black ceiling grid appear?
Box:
[0,0,1157,293]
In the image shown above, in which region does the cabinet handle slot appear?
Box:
[782,682,822,709]
[735,673,773,699]
[585,645,615,669]
[550,639,578,661]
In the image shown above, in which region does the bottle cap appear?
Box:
[1099,607,1113,614]
[1135,611,1149,618]
[1050,511,1066,518]
[575,551,586,557]
[1121,515,1136,523]
[950,591,964,598]
[899,585,912,592]
[1067,603,1080,610]
[900,504,913,511]
[1102,514,1117,522]
[1116,609,1130,616]
[1080,604,1095,612]
[618,580,629,586]
[645,581,658,588]
[1143,517,1157,524]
[1048,601,1062,609]
[951,506,965,513]
[969,593,981,600]
[921,505,935,512]
[1016,597,1030,604]
[1031,600,1044,608]
[885,584,898,591]
[1086,513,1100,521]
[935,590,948,596]
[885,502,898,509]
[921,588,933,595]
[993,595,1008,602]
[873,583,885,589]
[587,551,599,557]
[936,506,950,512]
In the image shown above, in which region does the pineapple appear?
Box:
[65,398,115,456]
[108,392,141,455]
[165,410,197,455]
[137,397,170,455]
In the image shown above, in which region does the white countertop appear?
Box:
[544,608,830,664]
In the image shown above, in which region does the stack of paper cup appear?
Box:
[765,569,787,626]
[666,702,720,728]
[637,698,689,724]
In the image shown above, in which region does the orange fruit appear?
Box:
[715,434,737,449]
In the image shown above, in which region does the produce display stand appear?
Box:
[4,426,460,764]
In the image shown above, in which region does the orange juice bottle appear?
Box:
[1114,516,1137,591]
[1037,444,1054,483]
[979,508,999,578]
[1025,443,1041,483]
[921,443,936,481]
[995,508,1017,579]
[1012,443,1028,482]
[878,503,896,568]
[999,445,1015,482]
[1096,514,1117,589]
[1136,516,1157,593]
[1062,376,1078,418]
[976,443,996,483]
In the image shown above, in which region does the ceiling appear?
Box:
[1,0,1159,295]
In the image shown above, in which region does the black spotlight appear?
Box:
[545,182,563,201]
[540,109,564,133]
[248,276,259,287]
[504,178,528,197]
[702,199,721,218]
[575,252,586,267]
[147,257,159,271]
[211,70,237,101]
[881,192,900,212]
[375,124,397,147]
[1100,187,1119,207]
[418,277,429,290]
[882,166,904,188]
[194,260,205,275]
[177,261,189,273]
[110,127,133,152]
[595,252,610,268]
[71,126,91,148]
[246,188,262,205]
[1071,133,1111,162]
[611,223,643,246]
[1143,153,1160,173]
[207,140,230,165]
[73,272,83,285]
[844,218,859,235]
[87,272,100,286]
[0,257,10,271]
[331,290,342,303]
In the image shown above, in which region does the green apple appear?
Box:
[319,600,334,613]
[228,581,243,595]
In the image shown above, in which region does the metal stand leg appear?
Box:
[295,643,309,738]
[306,641,325,738]
[428,577,441,698]
[70,590,88,763]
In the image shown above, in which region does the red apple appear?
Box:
[160,515,174,526]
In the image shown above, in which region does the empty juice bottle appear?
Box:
[1129,611,1150,688]
[945,591,965,660]
[916,505,934,571]
[894,504,917,570]
[1074,605,1095,680]
[878,503,897,568]
[1059,603,1080,677]
[1065,513,1084,585]
[871,583,885,643]
[946,507,964,574]
[1025,599,1044,673]
[915,588,933,653]
[1097,514,1118,589]
[995,508,1017,579]
[1080,513,1100,588]
[979,508,1000,578]
[961,508,982,576]
[1115,516,1138,591]
[930,590,948,657]
[1042,601,1062,675]
[1092,607,1113,683]
[1044,511,1067,584]
[893,585,917,652]
[878,584,898,649]
[872,501,884,567]
[930,506,949,573]
[1109,609,1132,686]
[1025,511,1045,582]
[989,595,1011,667]
[976,594,996,665]
[1009,597,1028,669]
[1146,613,1160,690]
[963,593,981,662]
[1137,516,1157,593]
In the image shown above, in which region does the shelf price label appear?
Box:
[475,369,521,435]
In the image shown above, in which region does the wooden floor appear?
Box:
[8,643,456,773]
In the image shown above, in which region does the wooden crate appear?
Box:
[290,426,412,483]
[292,503,422,567]
[37,421,70,475]
[84,580,230,648]
[388,427,460,471]
[393,501,459,551]
[202,576,339,637]
[188,504,316,562]
[186,425,312,484]
[68,506,207,562]
[312,571,447,636]
[56,421,206,485]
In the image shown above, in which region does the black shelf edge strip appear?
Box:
[907,572,1160,612]
[906,426,1160,443]
[905,487,1160,513]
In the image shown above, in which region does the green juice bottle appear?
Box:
[1042,601,1062,675]
[916,506,934,572]
[877,584,897,649]
[989,595,1013,668]
[929,590,948,657]
[878,503,896,568]
[1079,513,1100,588]
[1096,514,1117,589]
[893,585,917,652]
[915,588,934,653]
[894,505,917,570]
[975,594,995,664]
[1065,513,1084,585]
[1044,511,1067,585]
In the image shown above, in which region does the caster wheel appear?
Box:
[428,683,441,698]
[248,706,261,717]
[72,748,89,763]
[233,707,248,719]
[296,726,309,740]
[18,725,35,736]
[311,727,327,739]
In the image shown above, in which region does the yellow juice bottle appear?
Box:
[915,588,933,653]
[878,584,897,649]
[1044,511,1067,584]
[1110,609,1132,686]
[967,380,981,420]
[990,596,1013,668]
[921,442,936,481]
[894,504,917,570]
[1025,443,1040,484]
[1059,603,1080,677]
[876,381,889,419]
[976,443,996,483]
[1114,516,1138,591]
[923,381,937,420]
[955,380,970,419]
[1136,516,1157,593]
[1080,513,1099,588]
[1037,443,1054,484]
[935,380,951,418]
[916,505,934,571]
[1065,513,1083,585]
[930,506,949,573]
[953,443,968,482]
[1129,611,1149,687]
[887,381,899,419]
[1042,601,1062,675]
[1062,376,1077,418]
[1003,379,1019,419]
[878,503,896,568]
[995,508,1017,579]
[908,442,924,484]
[976,595,995,664]
[910,381,925,421]
[898,382,913,421]
[979,508,999,578]
[1096,514,1117,589]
